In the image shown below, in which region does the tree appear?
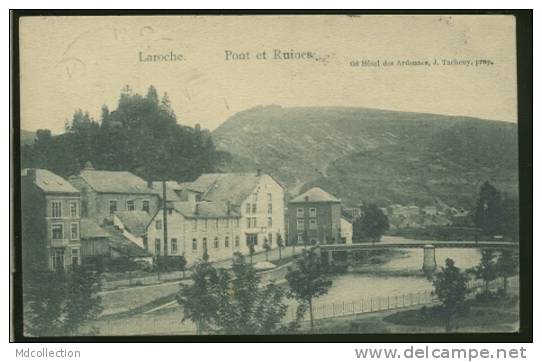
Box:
[473,181,503,236]
[353,203,389,243]
[286,248,332,330]
[248,241,255,264]
[62,265,103,335]
[276,233,284,262]
[500,195,519,241]
[23,266,103,336]
[263,237,271,261]
[433,258,468,332]
[471,249,498,293]
[176,259,221,334]
[179,254,188,278]
[214,255,288,334]
[495,249,519,294]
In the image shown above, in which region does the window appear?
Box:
[142,200,150,213]
[109,200,117,215]
[267,193,272,202]
[171,238,178,254]
[309,208,317,218]
[51,224,63,240]
[69,201,78,217]
[309,219,317,229]
[234,236,240,247]
[51,201,62,217]
[155,239,161,254]
[246,203,251,214]
[127,200,135,211]
[268,233,273,245]
[215,219,219,229]
[297,208,304,218]
[155,220,162,230]
[297,234,303,243]
[247,234,258,246]
[71,248,79,266]
[52,248,65,270]
[214,237,219,248]
[268,204,272,214]
[225,237,229,248]
[252,204,257,213]
[246,218,251,228]
[202,238,208,250]
[192,238,198,251]
[268,217,273,227]
[70,223,79,240]
[252,217,257,228]
[168,208,173,215]
[296,219,304,230]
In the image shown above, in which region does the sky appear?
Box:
[19,15,517,133]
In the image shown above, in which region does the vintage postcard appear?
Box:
[13,13,524,339]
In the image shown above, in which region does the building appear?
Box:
[80,217,152,265]
[21,168,81,271]
[180,170,285,253]
[68,162,160,225]
[146,200,242,266]
[287,187,342,245]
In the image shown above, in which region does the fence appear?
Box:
[285,290,435,323]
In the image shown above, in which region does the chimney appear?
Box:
[304,195,309,202]
[26,168,36,182]
[194,202,199,215]
[147,179,153,189]
[226,201,231,216]
[256,168,262,176]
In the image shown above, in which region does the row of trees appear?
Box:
[177,249,332,334]
[21,85,220,181]
[433,248,519,332]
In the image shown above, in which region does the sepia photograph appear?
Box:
[10,11,531,341]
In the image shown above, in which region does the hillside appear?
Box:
[213,105,518,208]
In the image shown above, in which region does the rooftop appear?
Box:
[80,218,110,239]
[150,181,181,201]
[114,211,152,237]
[22,168,79,194]
[74,169,156,195]
[186,172,264,205]
[290,187,341,203]
[101,225,152,258]
[171,200,240,219]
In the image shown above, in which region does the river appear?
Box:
[315,248,482,307]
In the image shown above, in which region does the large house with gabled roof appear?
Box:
[68,162,160,225]
[179,170,285,253]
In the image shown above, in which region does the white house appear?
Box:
[180,170,285,253]
[146,200,242,266]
